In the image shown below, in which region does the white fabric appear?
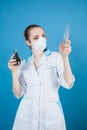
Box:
[12,52,75,130]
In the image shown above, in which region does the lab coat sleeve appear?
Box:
[16,60,27,97]
[55,52,75,89]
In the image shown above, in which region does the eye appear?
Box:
[42,34,47,38]
[33,37,39,40]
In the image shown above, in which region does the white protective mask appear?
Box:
[32,36,46,52]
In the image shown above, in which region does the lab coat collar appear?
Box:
[26,48,52,62]
[31,48,52,69]
[44,48,52,56]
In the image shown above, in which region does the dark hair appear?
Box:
[24,24,43,40]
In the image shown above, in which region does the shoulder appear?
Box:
[44,48,62,59]
[50,51,63,63]
[45,50,63,67]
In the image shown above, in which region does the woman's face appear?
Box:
[26,27,46,47]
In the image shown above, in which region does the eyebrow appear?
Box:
[33,33,45,37]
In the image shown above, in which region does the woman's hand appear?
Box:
[8,54,19,72]
[59,40,71,58]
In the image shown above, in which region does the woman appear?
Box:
[8,24,75,130]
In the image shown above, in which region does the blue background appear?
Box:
[0,0,87,130]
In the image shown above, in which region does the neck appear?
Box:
[32,50,44,70]
[32,49,44,59]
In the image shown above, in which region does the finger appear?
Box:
[8,61,17,66]
[59,42,65,49]
[62,44,71,48]
[10,62,18,65]
[59,46,64,52]
[63,45,71,49]
[63,46,71,51]
[9,59,16,63]
[63,48,71,53]
[66,40,71,45]
[59,42,71,52]
[63,47,71,51]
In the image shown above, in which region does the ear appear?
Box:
[26,40,31,47]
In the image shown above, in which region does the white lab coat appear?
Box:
[12,49,75,130]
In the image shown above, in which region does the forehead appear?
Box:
[29,27,45,37]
